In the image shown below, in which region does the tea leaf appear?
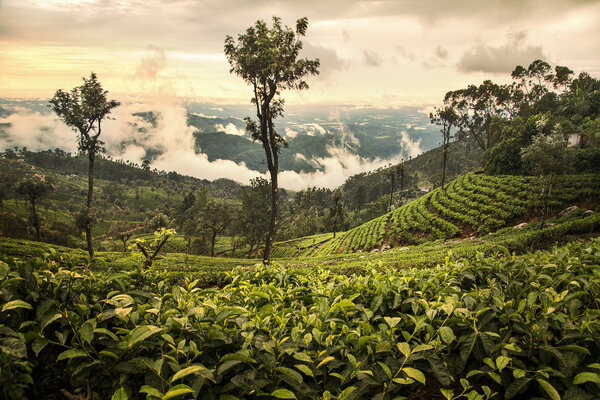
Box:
[271,389,297,399]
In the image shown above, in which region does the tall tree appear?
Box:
[430,106,459,189]
[16,178,53,241]
[49,73,120,258]
[330,188,344,238]
[225,17,320,264]
[240,177,271,257]
[384,164,405,210]
[521,133,574,228]
[200,200,234,257]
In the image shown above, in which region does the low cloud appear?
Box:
[280,146,404,190]
[215,123,246,137]
[0,111,79,153]
[457,31,546,74]
[284,127,298,139]
[400,131,422,159]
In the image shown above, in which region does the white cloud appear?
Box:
[399,131,423,159]
[0,111,79,153]
[214,122,246,137]
[279,146,404,190]
[284,127,298,139]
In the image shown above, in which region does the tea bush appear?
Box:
[2,238,600,399]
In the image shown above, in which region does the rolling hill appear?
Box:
[272,172,600,257]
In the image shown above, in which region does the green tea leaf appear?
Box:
[163,384,194,400]
[93,328,118,341]
[316,356,334,369]
[2,300,33,312]
[573,372,600,385]
[378,362,392,379]
[171,365,206,382]
[275,366,303,384]
[139,385,163,397]
[403,367,426,384]
[112,387,128,400]
[128,325,162,348]
[294,364,314,377]
[536,379,561,400]
[440,388,453,400]
[397,342,411,358]
[57,348,88,361]
[495,355,510,372]
[271,389,297,399]
[439,327,455,344]
[384,317,401,328]
[293,352,312,363]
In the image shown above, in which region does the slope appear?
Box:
[272,172,600,257]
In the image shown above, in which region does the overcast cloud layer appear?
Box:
[1,0,599,104]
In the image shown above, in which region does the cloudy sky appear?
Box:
[1,0,600,106]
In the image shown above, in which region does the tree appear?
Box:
[353,184,367,213]
[49,72,120,258]
[430,106,459,189]
[133,228,175,268]
[225,17,320,264]
[16,178,53,241]
[108,223,140,252]
[521,132,574,228]
[330,188,344,238]
[240,177,271,257]
[384,164,405,210]
[511,60,552,108]
[200,200,234,257]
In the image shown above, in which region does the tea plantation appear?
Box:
[1,172,600,399]
[1,237,600,399]
[272,173,600,257]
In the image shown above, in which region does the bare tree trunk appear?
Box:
[389,176,395,210]
[263,165,278,264]
[86,152,95,258]
[441,140,448,190]
[539,174,553,229]
[211,230,217,257]
[32,198,40,241]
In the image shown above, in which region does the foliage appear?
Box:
[225,16,320,262]
[2,238,600,398]
[130,228,176,268]
[298,172,600,255]
[49,72,120,258]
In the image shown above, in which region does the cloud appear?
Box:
[135,45,167,80]
[302,42,349,78]
[284,127,298,139]
[362,50,382,67]
[215,123,246,137]
[0,111,79,153]
[279,146,405,190]
[435,45,448,60]
[396,46,417,61]
[399,131,422,159]
[457,31,546,74]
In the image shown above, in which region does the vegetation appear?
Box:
[49,72,120,258]
[2,235,600,399]
[225,17,320,263]
[286,172,600,256]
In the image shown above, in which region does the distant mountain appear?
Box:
[0,99,440,182]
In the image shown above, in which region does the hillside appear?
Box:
[272,172,600,257]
